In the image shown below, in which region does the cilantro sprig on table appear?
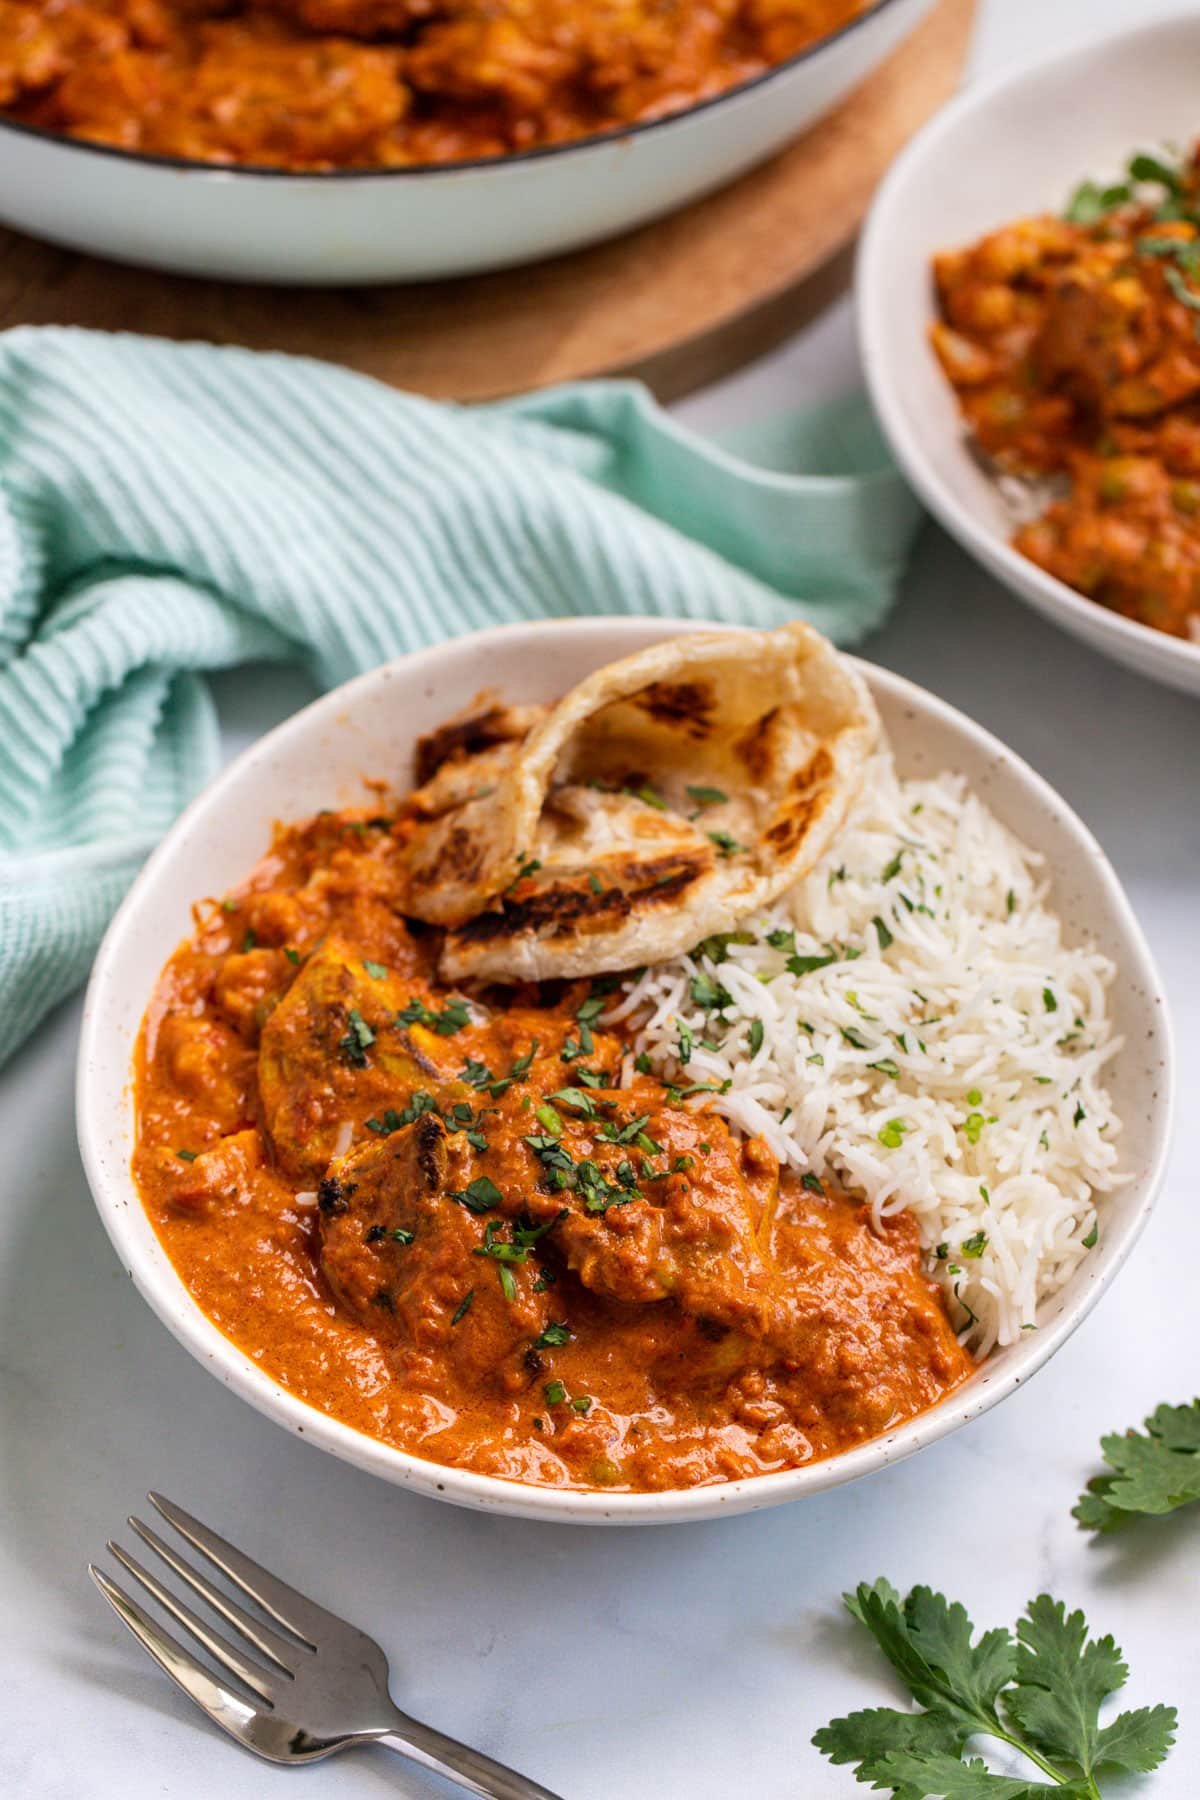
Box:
[1074,1399,1200,1532]
[813,1580,1175,1797]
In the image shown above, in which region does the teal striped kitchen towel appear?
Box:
[0,326,921,1066]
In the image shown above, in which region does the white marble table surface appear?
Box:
[4,2,1198,1794]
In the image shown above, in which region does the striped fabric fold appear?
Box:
[0,326,921,1065]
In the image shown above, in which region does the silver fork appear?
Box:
[90,1492,564,1799]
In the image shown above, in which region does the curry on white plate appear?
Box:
[78,621,1171,1518]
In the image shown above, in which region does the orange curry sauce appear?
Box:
[133,801,973,1493]
[3,1,870,171]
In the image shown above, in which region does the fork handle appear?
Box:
[377,1720,565,1800]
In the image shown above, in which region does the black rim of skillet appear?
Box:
[0,0,903,181]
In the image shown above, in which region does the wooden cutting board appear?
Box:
[0,0,974,402]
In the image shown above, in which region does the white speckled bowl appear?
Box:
[76,619,1174,1523]
[858,8,1200,696]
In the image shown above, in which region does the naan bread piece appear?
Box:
[433,622,879,982]
[401,694,550,925]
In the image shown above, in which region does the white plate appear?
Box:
[0,0,930,285]
[76,618,1173,1525]
[858,8,1200,697]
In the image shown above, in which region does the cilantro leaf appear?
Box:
[870,1751,1061,1797]
[814,1581,1175,1796]
[1007,1596,1126,1776]
[1092,1706,1179,1774]
[812,1704,967,1786]
[1074,1399,1200,1530]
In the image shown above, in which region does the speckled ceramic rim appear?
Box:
[856,7,1200,691]
[0,0,898,182]
[77,618,1175,1525]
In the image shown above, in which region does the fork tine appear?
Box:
[90,1565,261,1743]
[108,1539,281,1703]
[128,1517,298,1674]
[148,1494,328,1647]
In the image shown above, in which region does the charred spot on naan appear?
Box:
[449,845,713,949]
[413,696,545,787]
[764,748,838,857]
[734,705,781,782]
[400,698,548,925]
[630,678,718,740]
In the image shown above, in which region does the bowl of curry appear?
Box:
[0,0,932,282]
[858,10,1200,696]
[76,618,1172,1523]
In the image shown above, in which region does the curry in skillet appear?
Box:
[2,0,871,171]
[132,630,976,1493]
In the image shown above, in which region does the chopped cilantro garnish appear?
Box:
[880,849,904,882]
[872,915,894,951]
[176,1149,197,1163]
[284,946,300,965]
[707,829,743,858]
[787,949,838,977]
[535,1322,570,1348]
[450,1176,503,1214]
[544,1379,566,1406]
[241,927,257,953]
[571,1395,593,1415]
[549,1087,607,1118]
[338,1007,375,1067]
[1129,148,1184,193]
[1043,987,1058,1013]
[396,995,471,1035]
[686,785,728,811]
[1065,176,1133,223]
[450,1290,474,1326]
[690,971,733,1012]
[800,1172,824,1196]
[960,1230,988,1259]
[747,1017,764,1056]
[362,959,387,980]
[506,850,542,892]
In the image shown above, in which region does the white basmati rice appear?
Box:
[609,752,1123,1354]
